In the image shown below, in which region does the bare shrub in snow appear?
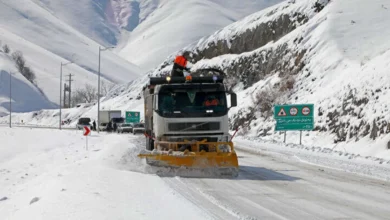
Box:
[22,66,36,83]
[101,81,115,96]
[279,76,296,92]
[224,75,239,92]
[230,108,256,133]
[370,119,379,140]
[11,50,36,83]
[2,44,10,54]
[72,84,98,106]
[253,87,279,118]
[12,51,25,73]
[313,0,330,12]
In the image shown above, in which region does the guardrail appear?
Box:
[0,123,77,130]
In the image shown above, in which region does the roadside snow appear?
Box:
[0,127,209,220]
[235,136,390,182]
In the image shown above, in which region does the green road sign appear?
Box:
[125,111,140,123]
[274,104,314,131]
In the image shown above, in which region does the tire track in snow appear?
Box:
[163,177,244,220]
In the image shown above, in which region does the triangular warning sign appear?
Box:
[278,108,287,116]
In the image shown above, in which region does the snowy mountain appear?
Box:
[0,52,56,117]
[117,0,286,71]
[0,0,283,115]
[0,0,142,115]
[3,0,390,159]
[31,0,285,71]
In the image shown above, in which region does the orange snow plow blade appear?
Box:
[138,141,239,176]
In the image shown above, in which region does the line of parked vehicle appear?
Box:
[116,122,145,135]
[75,110,145,135]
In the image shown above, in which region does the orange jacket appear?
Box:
[204,99,219,106]
[174,55,187,67]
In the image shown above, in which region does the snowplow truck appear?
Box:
[138,69,239,177]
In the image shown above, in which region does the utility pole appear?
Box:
[97,47,101,133]
[63,83,67,108]
[66,74,74,108]
[60,61,73,129]
[97,46,115,133]
[9,71,11,128]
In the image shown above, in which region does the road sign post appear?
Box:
[83,126,91,150]
[274,104,314,144]
[125,111,140,123]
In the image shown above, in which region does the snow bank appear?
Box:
[235,136,390,181]
[0,127,209,219]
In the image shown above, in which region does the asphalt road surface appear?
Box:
[163,148,390,220]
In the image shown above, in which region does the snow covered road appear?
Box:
[1,127,389,220]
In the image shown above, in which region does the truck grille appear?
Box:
[168,122,220,132]
[167,137,219,142]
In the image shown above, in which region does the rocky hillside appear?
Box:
[148,0,390,149]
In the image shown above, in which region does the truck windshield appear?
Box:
[158,85,227,117]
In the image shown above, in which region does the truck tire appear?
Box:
[146,137,154,151]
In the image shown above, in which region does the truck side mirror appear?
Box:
[230,93,237,107]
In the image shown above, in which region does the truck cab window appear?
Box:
[158,88,227,117]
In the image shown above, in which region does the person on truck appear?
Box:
[203,95,219,106]
[171,51,191,77]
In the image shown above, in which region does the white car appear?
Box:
[117,123,134,133]
[132,123,145,135]
[76,117,92,130]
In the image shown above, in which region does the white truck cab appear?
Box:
[143,70,237,151]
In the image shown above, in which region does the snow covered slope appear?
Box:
[0,0,141,108]
[118,0,285,71]
[0,52,56,117]
[172,0,390,156]
[30,0,284,71]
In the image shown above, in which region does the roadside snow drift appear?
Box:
[0,127,209,220]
